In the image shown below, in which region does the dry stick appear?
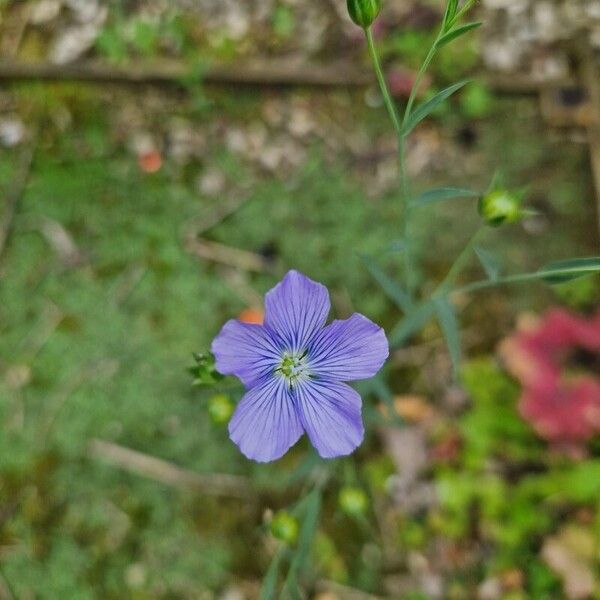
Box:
[0,145,35,264]
[185,237,273,273]
[0,60,371,89]
[0,60,571,94]
[88,438,252,498]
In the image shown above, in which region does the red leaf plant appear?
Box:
[500,309,600,451]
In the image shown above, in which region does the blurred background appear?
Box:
[0,0,599,598]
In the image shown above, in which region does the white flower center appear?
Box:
[276,350,311,386]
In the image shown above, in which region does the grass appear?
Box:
[0,82,597,597]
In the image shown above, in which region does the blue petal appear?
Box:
[228,376,303,463]
[211,320,282,388]
[294,379,364,459]
[264,270,330,352]
[308,313,389,382]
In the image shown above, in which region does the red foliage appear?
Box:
[500,309,600,446]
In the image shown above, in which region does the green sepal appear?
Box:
[347,0,381,28]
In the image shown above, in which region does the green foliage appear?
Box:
[412,186,479,207]
[434,295,462,376]
[338,486,369,517]
[402,80,470,135]
[189,352,225,386]
[271,512,300,545]
[272,4,296,39]
[436,359,600,588]
[460,81,495,118]
[436,22,482,50]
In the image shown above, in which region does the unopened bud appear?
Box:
[338,486,369,516]
[478,189,522,227]
[207,394,234,425]
[270,511,299,545]
[347,0,381,28]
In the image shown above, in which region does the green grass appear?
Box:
[0,82,597,597]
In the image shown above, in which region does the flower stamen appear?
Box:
[276,351,310,387]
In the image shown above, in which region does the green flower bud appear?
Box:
[347,0,381,28]
[207,394,234,425]
[478,189,522,227]
[270,511,299,545]
[338,486,369,517]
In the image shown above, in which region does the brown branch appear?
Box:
[88,438,252,498]
[185,237,274,273]
[0,59,371,89]
[0,59,576,95]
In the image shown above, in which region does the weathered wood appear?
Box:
[0,59,371,88]
[0,59,574,94]
[88,438,253,498]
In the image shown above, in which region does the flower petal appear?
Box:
[308,313,389,381]
[294,379,364,459]
[228,376,303,463]
[264,270,330,351]
[211,320,282,388]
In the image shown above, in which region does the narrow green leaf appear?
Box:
[539,257,600,284]
[412,187,479,207]
[389,301,436,347]
[402,81,469,135]
[434,296,462,376]
[436,22,482,49]
[361,255,412,312]
[474,247,501,281]
[283,489,321,597]
[443,0,459,29]
[457,256,600,293]
[259,549,285,600]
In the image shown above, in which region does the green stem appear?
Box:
[365,27,402,135]
[403,43,438,127]
[436,227,484,294]
[450,0,479,27]
[453,272,548,294]
[365,27,414,299]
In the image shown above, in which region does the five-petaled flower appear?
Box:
[211,270,389,463]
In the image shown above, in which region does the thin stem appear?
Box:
[403,43,438,126]
[453,272,546,294]
[365,27,414,299]
[436,227,484,294]
[450,0,479,27]
[398,135,414,297]
[365,27,402,135]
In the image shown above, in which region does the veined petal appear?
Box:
[308,313,389,382]
[228,376,303,463]
[264,270,330,352]
[294,380,364,459]
[211,320,282,388]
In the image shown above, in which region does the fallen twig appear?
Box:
[0,59,371,89]
[186,237,273,273]
[88,438,253,498]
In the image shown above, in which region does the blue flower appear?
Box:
[211,270,389,463]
